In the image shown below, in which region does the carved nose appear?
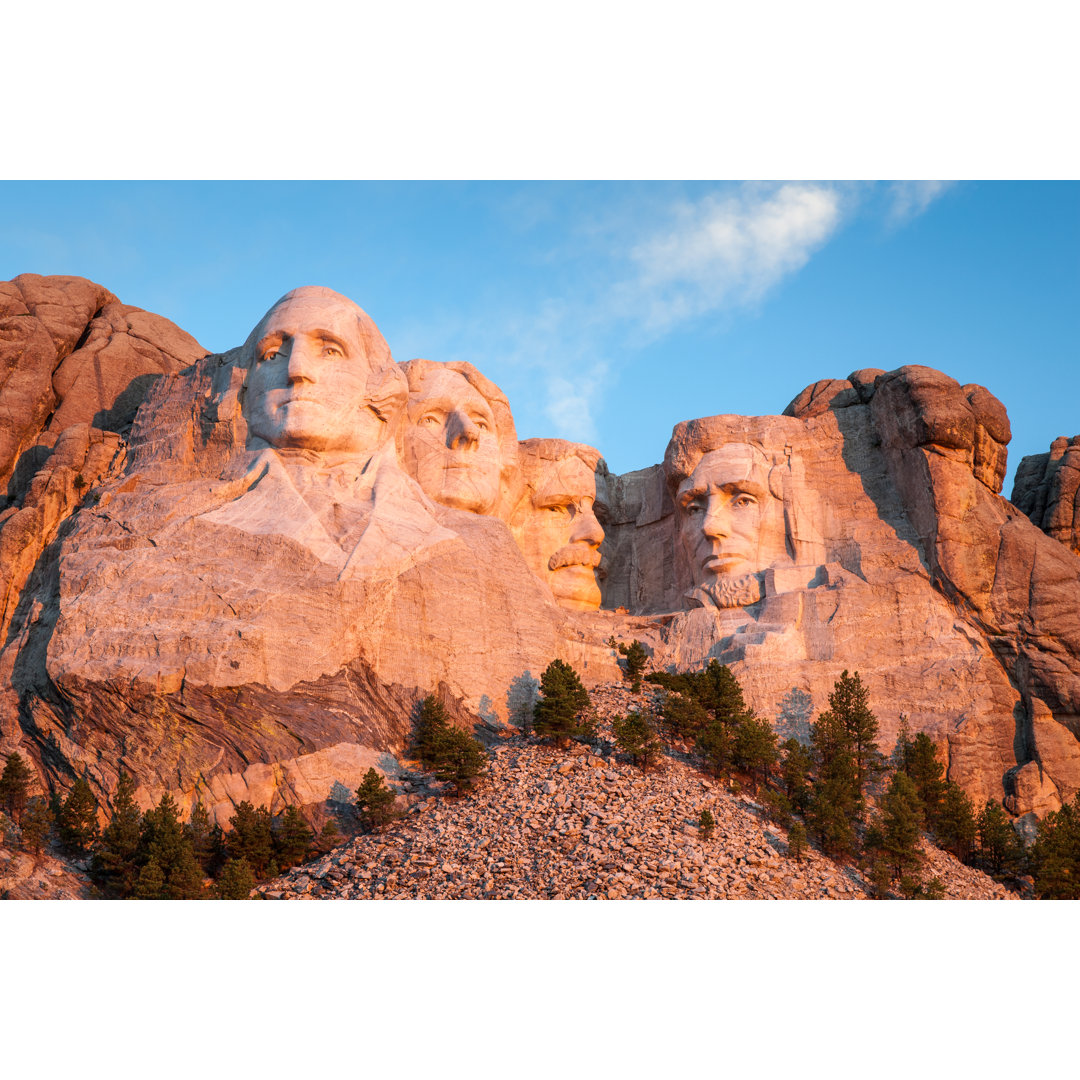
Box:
[446,411,480,451]
[571,504,604,546]
[702,502,730,539]
[286,342,318,383]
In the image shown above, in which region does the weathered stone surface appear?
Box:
[1,281,1077,832]
[1004,760,1062,818]
[0,275,207,733]
[1011,435,1080,557]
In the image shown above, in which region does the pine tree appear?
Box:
[533,659,593,748]
[878,771,925,879]
[1030,794,1080,899]
[316,819,341,854]
[734,713,779,789]
[185,801,218,875]
[617,640,648,694]
[819,670,881,793]
[139,793,203,899]
[0,752,33,822]
[807,709,861,856]
[432,727,488,794]
[274,806,315,870]
[701,661,752,726]
[758,788,793,828]
[410,695,451,769]
[935,781,977,861]
[134,856,166,899]
[214,857,256,900]
[780,738,814,814]
[787,821,808,863]
[695,716,736,779]
[91,772,143,898]
[698,808,715,840]
[976,799,1023,877]
[57,777,100,857]
[660,692,708,742]
[900,732,947,824]
[20,797,53,853]
[355,768,398,832]
[507,672,539,737]
[227,801,274,878]
[612,712,663,773]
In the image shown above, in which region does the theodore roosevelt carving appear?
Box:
[511,438,608,612]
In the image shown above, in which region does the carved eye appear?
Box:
[260,348,279,363]
[421,414,443,427]
[732,494,757,510]
[546,504,570,516]
[474,419,490,432]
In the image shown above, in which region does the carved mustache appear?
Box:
[548,544,602,571]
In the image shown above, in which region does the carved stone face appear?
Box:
[516,454,606,612]
[676,444,787,591]
[246,292,390,456]
[403,367,503,513]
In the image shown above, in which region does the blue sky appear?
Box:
[1,180,1076,490]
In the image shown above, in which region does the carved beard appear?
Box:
[687,571,764,610]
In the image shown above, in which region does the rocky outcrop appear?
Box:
[1011,435,1080,558]
[0,274,206,666]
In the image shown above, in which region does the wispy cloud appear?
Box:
[619,182,846,333]
[544,359,610,442]
[887,180,954,223]
[401,181,931,445]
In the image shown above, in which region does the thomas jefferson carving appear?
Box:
[510,439,608,611]
[400,359,520,517]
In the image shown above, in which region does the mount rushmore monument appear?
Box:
[1,275,1078,827]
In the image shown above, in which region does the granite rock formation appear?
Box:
[1,277,1078,831]
[1011,435,1080,557]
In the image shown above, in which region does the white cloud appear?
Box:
[544,360,609,442]
[887,180,954,223]
[400,181,940,448]
[621,182,846,333]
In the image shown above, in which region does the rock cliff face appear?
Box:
[0,275,207,647]
[1,277,1077,829]
[1012,436,1080,557]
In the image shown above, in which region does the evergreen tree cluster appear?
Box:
[26,772,339,900]
[649,661,779,786]
[409,695,489,794]
[1030,793,1080,899]
[646,664,1001,897]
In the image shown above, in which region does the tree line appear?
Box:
[4,656,1079,899]
[0,757,342,899]
[528,642,1080,899]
